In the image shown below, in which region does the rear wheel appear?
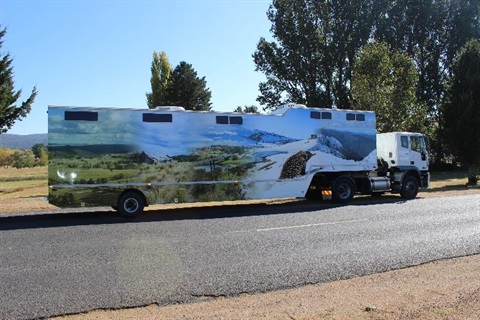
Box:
[400,176,419,200]
[117,191,144,217]
[332,177,354,203]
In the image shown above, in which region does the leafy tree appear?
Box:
[0,26,38,134]
[12,149,35,169]
[165,62,212,111]
[373,0,480,163]
[234,105,259,113]
[375,0,480,114]
[351,41,428,133]
[441,40,480,185]
[32,143,47,166]
[0,148,14,168]
[253,0,375,110]
[146,51,172,109]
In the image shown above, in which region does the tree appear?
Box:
[373,0,480,163]
[165,62,212,111]
[0,148,14,168]
[375,0,480,113]
[11,149,35,169]
[32,143,47,166]
[146,51,172,109]
[351,41,428,133]
[253,0,375,110]
[234,105,259,113]
[0,26,38,134]
[441,40,480,185]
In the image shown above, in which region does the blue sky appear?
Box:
[1,0,272,135]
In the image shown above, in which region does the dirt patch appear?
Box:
[53,254,480,320]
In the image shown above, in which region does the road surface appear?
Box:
[1,194,479,319]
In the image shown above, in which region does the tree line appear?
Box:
[250,0,479,184]
[0,144,47,168]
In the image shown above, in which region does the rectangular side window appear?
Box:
[346,113,356,121]
[311,111,331,120]
[143,113,173,123]
[310,111,321,119]
[401,136,409,148]
[216,116,229,124]
[65,111,98,121]
[322,112,332,119]
[229,116,243,125]
[356,114,365,121]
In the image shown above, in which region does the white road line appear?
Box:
[231,219,368,233]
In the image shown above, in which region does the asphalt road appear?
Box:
[1,194,479,320]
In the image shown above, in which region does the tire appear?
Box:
[332,177,355,204]
[117,191,144,217]
[400,176,419,200]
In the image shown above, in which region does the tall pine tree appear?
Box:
[0,26,37,134]
[165,62,212,111]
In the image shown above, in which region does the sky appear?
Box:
[1,0,273,135]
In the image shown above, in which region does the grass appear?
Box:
[427,171,480,192]
[0,166,48,200]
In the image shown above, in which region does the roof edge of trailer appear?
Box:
[47,104,375,115]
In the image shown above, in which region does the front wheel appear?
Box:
[400,176,419,200]
[332,177,355,204]
[117,191,145,217]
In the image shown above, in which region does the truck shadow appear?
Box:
[0,196,406,231]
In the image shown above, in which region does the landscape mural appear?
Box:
[48,106,376,208]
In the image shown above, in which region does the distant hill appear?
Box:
[0,134,48,150]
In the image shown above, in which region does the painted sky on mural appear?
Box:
[1,0,272,135]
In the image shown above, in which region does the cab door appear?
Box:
[409,135,428,170]
[397,135,411,166]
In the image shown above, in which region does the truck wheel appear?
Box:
[400,176,419,200]
[332,177,354,203]
[117,191,144,217]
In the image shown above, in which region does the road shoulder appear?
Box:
[53,255,480,320]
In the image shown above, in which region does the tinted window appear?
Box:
[216,116,229,124]
[356,114,365,121]
[401,136,409,148]
[346,113,356,121]
[310,111,321,119]
[65,111,98,121]
[322,112,332,119]
[143,113,173,123]
[229,116,243,125]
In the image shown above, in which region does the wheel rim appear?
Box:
[337,182,352,199]
[404,179,417,196]
[123,197,139,214]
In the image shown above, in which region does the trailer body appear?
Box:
[48,104,428,215]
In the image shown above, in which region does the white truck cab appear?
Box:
[374,132,430,197]
[377,132,429,171]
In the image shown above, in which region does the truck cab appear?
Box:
[376,132,430,191]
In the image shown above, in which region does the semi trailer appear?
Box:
[48,104,429,216]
